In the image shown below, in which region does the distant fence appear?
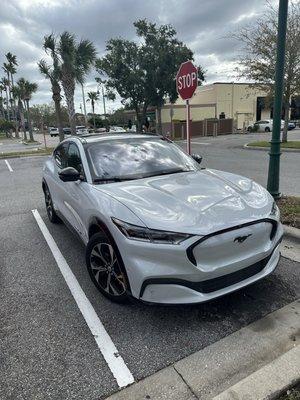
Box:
[161,118,233,139]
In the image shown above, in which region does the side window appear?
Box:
[54,143,68,169]
[67,143,83,174]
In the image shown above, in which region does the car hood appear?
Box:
[93,169,273,235]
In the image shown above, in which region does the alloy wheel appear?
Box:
[90,242,126,296]
[45,188,53,219]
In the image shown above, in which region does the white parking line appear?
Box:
[31,209,134,388]
[5,159,13,172]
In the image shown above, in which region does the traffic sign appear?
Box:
[176,60,198,100]
[176,61,198,154]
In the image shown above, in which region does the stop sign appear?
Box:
[176,61,198,100]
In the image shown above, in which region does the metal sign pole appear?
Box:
[186,99,191,154]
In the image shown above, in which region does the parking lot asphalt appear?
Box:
[0,155,300,400]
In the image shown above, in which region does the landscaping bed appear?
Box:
[248,141,300,149]
[278,384,300,400]
[0,147,54,159]
[276,196,300,229]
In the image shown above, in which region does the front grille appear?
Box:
[139,252,274,298]
[193,254,271,293]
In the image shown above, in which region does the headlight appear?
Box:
[270,201,280,218]
[112,218,192,244]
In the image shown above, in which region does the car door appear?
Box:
[59,142,89,241]
[49,142,69,215]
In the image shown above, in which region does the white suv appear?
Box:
[253,120,284,132]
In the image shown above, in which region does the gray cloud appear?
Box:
[1,0,273,113]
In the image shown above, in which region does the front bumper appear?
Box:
[112,219,283,304]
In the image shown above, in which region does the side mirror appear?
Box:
[58,167,80,182]
[191,154,202,164]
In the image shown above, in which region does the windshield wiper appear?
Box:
[93,176,137,184]
[144,168,191,178]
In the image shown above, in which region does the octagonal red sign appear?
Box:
[176,60,198,100]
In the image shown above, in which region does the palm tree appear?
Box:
[2,64,11,120]
[57,31,97,135]
[38,34,64,141]
[1,77,10,121]
[5,53,18,136]
[23,80,38,141]
[12,78,27,140]
[87,91,99,129]
[0,82,5,119]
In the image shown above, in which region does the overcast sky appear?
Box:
[1,0,275,114]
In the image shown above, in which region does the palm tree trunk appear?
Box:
[52,83,64,142]
[19,99,26,141]
[81,83,87,124]
[26,100,34,141]
[6,71,12,120]
[0,91,4,119]
[11,73,19,138]
[92,100,96,129]
[5,87,9,121]
[63,82,76,135]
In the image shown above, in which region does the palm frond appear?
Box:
[38,59,52,78]
[43,34,56,54]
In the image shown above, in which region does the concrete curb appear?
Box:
[283,224,300,241]
[105,300,300,400]
[243,143,300,152]
[212,346,300,400]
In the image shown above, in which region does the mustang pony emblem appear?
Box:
[234,234,252,243]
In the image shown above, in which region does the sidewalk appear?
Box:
[105,300,300,400]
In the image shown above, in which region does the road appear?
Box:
[0,145,299,399]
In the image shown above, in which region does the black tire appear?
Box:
[265,127,271,132]
[86,232,130,303]
[43,184,61,224]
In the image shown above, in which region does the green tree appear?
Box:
[96,39,147,131]
[96,19,203,132]
[30,103,69,129]
[38,34,64,141]
[232,1,300,142]
[57,31,97,135]
[88,115,104,128]
[134,19,204,132]
[87,91,99,128]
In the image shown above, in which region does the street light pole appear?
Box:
[267,0,288,198]
[81,83,87,125]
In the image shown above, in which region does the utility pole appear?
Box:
[102,86,106,117]
[81,83,87,125]
[267,0,288,198]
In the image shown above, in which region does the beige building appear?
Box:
[161,82,270,135]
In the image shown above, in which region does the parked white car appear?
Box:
[42,133,283,304]
[251,119,285,132]
[49,127,59,137]
[76,125,89,135]
[109,126,125,132]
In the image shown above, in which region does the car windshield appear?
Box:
[85,137,199,182]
